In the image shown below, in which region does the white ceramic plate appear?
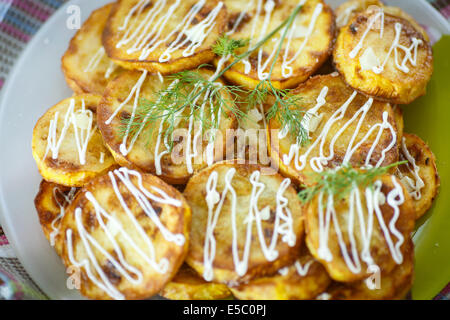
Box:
[0,0,448,300]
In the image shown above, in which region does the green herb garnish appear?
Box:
[212,35,249,57]
[298,162,407,204]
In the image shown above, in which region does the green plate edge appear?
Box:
[405,35,450,300]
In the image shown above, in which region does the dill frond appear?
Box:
[212,35,249,57]
[298,162,407,204]
[252,80,308,145]
[120,69,247,150]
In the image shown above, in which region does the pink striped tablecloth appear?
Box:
[0,0,449,300]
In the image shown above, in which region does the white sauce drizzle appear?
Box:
[85,47,118,80]
[104,61,118,79]
[99,152,105,164]
[336,4,357,27]
[239,0,323,80]
[116,0,223,62]
[104,70,148,156]
[66,167,184,300]
[294,259,313,276]
[316,176,405,274]
[226,2,252,36]
[84,47,105,73]
[281,2,322,78]
[43,98,97,165]
[49,187,77,246]
[202,168,296,281]
[349,8,422,74]
[397,137,424,200]
[282,88,396,173]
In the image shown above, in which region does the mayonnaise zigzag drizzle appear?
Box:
[49,186,77,246]
[105,70,148,156]
[316,176,405,274]
[349,8,423,74]
[116,0,224,62]
[44,98,97,166]
[278,259,313,277]
[281,86,397,173]
[397,137,424,200]
[66,167,185,300]
[237,0,323,80]
[84,47,119,79]
[202,168,296,281]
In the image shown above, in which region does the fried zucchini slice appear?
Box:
[305,174,415,283]
[62,4,123,95]
[327,239,414,300]
[98,69,236,185]
[333,8,433,104]
[230,246,331,300]
[396,133,440,219]
[335,0,383,29]
[103,0,227,74]
[185,160,304,285]
[32,94,117,187]
[216,0,335,90]
[336,1,430,42]
[160,264,232,300]
[336,1,430,39]
[268,74,399,187]
[34,180,78,253]
[57,167,191,300]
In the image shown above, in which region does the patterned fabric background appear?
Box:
[0,0,449,300]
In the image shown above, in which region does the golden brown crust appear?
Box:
[305,174,416,282]
[97,69,236,185]
[34,180,78,254]
[230,246,331,300]
[396,133,440,219]
[62,4,123,95]
[57,168,191,300]
[161,264,232,300]
[103,0,227,74]
[327,239,414,300]
[32,94,117,187]
[268,74,399,187]
[185,160,304,285]
[333,10,433,104]
[219,0,335,90]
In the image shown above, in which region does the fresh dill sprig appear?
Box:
[298,162,408,204]
[120,4,305,149]
[244,4,308,145]
[212,35,249,57]
[251,80,308,145]
[121,69,247,150]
